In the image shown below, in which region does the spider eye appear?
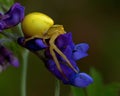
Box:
[21,12,54,38]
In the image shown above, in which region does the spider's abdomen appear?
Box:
[21,12,54,38]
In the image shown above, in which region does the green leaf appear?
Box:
[71,86,85,96]
[86,68,104,96]
[104,83,120,96]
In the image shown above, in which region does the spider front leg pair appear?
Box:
[48,33,78,77]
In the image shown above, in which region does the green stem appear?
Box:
[21,50,29,96]
[54,79,60,96]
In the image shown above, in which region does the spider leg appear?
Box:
[43,38,48,46]
[50,46,68,80]
[23,36,42,45]
[49,34,78,73]
[53,44,78,73]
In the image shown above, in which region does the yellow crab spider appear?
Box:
[21,12,78,76]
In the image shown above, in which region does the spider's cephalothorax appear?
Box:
[21,12,78,78]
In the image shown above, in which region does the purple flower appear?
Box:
[73,43,89,61]
[17,37,47,51]
[0,3,24,31]
[45,32,93,87]
[0,45,19,72]
[18,32,93,87]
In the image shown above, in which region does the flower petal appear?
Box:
[72,43,89,60]
[74,43,89,52]
[56,32,74,49]
[7,55,19,67]
[0,46,19,67]
[45,59,79,84]
[0,55,5,65]
[71,72,93,87]
[17,37,47,51]
[72,51,88,61]
[0,3,24,31]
